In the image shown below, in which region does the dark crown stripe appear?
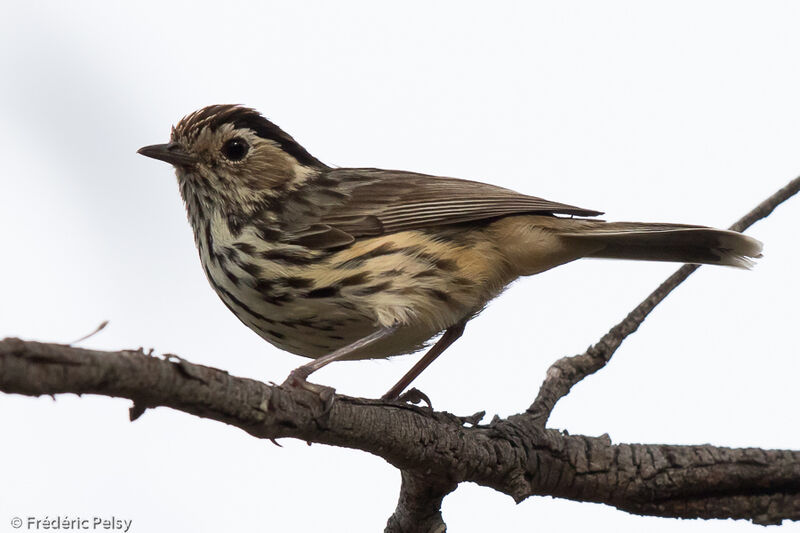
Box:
[180,105,324,168]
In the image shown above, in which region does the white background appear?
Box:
[1,2,799,531]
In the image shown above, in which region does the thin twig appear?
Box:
[69,320,109,345]
[527,175,800,426]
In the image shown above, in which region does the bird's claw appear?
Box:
[281,367,336,414]
[384,387,433,409]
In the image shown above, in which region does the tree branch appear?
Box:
[385,471,454,533]
[2,336,800,526]
[1,176,799,530]
[527,175,800,427]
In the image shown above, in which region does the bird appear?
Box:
[138,104,762,401]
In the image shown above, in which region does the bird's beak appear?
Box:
[137,143,198,166]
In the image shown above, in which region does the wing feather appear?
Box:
[279,168,603,248]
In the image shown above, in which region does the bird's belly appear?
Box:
[202,261,375,358]
[198,226,509,360]
[204,264,454,360]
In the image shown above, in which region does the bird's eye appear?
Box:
[221,137,249,161]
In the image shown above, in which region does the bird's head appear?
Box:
[138,105,325,214]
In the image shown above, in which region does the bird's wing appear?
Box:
[280,168,603,249]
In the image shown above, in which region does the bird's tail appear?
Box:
[556,221,763,269]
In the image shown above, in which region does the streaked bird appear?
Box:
[138,105,762,400]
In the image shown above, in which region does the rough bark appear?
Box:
[1,338,799,528]
[1,176,799,531]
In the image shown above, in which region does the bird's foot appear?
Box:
[382,387,433,409]
[282,367,336,414]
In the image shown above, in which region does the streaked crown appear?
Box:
[172,105,323,168]
[153,105,327,215]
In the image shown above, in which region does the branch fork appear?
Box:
[2,176,799,531]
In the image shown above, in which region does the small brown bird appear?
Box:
[139,105,762,400]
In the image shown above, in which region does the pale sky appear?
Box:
[1,2,799,532]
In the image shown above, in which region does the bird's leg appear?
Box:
[282,325,398,399]
[382,319,467,401]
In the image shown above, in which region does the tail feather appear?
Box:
[557,221,763,269]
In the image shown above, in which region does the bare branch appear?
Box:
[2,176,799,530]
[1,337,799,526]
[527,175,800,426]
